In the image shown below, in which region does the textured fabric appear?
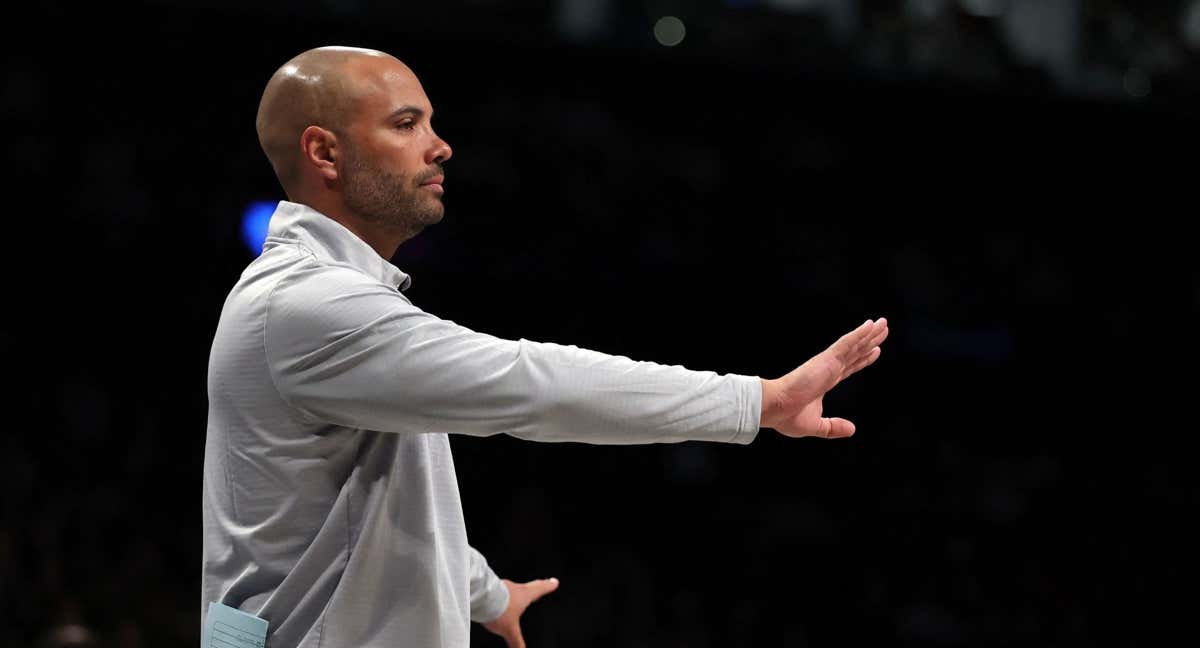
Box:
[202,200,763,647]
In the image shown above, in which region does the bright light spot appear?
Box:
[1123,67,1151,98]
[654,16,686,47]
[241,200,276,256]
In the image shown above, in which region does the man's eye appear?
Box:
[397,121,416,130]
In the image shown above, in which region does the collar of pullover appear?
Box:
[264,200,414,292]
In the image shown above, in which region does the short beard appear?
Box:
[341,147,443,237]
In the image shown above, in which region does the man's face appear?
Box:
[338,58,452,235]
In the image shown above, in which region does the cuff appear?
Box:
[727,374,762,445]
[471,571,511,624]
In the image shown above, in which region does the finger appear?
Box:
[832,319,876,361]
[865,320,889,350]
[844,322,887,369]
[524,577,560,603]
[852,319,888,355]
[844,346,881,377]
[506,630,526,648]
[819,417,856,439]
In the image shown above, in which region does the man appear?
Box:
[202,46,888,648]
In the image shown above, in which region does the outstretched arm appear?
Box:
[760,318,889,439]
[266,266,760,445]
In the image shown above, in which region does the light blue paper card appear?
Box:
[203,602,268,648]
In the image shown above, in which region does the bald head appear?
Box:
[253,46,453,257]
[255,46,405,196]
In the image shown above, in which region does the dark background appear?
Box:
[4,1,1198,646]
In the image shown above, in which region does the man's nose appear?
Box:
[428,133,452,165]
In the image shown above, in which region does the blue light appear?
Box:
[241,200,277,256]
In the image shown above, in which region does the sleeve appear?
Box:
[265,264,762,444]
[467,545,510,623]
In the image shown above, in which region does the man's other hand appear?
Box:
[482,577,559,648]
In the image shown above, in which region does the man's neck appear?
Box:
[293,196,414,260]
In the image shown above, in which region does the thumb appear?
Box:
[504,629,526,648]
[820,417,855,439]
[525,577,560,602]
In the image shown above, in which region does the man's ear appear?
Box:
[300,125,339,182]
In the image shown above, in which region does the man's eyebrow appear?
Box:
[387,106,427,120]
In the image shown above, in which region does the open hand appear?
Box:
[482,577,559,648]
[760,318,888,438]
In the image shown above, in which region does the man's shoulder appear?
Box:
[221,245,392,319]
[272,257,393,303]
[236,242,379,298]
[261,250,412,329]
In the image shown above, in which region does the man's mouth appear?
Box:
[420,175,444,194]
